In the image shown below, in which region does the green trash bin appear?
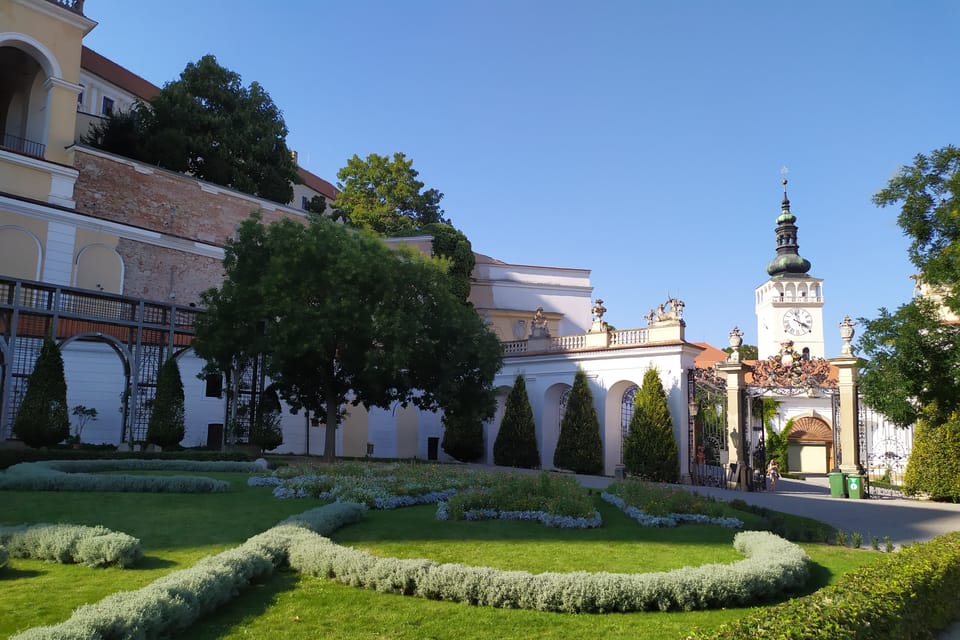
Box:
[828,471,848,498]
[846,474,866,499]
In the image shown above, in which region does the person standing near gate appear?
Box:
[767,459,780,490]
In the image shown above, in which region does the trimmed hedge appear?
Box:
[692,531,960,640]
[0,450,254,471]
[288,530,809,613]
[10,502,366,640]
[0,524,143,568]
[0,459,261,493]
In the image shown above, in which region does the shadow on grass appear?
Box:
[0,566,44,579]
[185,570,299,640]
[130,555,177,571]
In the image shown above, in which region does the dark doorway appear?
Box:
[427,436,439,461]
[206,423,223,450]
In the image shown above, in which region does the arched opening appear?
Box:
[74,244,124,294]
[0,36,61,156]
[486,384,513,464]
[787,415,833,473]
[0,226,42,280]
[59,334,131,445]
[542,382,572,470]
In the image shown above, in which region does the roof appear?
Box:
[297,167,338,200]
[691,342,729,368]
[81,47,161,101]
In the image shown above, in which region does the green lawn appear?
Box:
[0,471,882,639]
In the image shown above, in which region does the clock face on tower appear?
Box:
[782,308,812,336]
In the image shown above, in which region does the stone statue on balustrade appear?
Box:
[643,297,686,325]
[530,306,551,338]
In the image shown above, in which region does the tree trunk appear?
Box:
[323,390,339,462]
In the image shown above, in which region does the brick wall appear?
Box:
[73,148,305,246]
[72,147,313,304]
[117,238,223,305]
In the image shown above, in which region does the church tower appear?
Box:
[755,179,824,359]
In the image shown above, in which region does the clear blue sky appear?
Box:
[83,0,959,356]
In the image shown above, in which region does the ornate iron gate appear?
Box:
[690,367,727,487]
[859,400,914,497]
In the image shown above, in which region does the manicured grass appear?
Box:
[1,469,884,639]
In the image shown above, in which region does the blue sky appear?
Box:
[82,1,959,356]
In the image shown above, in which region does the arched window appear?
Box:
[558,388,571,427]
[0,226,41,280]
[621,385,638,438]
[74,244,124,294]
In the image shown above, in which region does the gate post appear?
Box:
[717,327,749,491]
[831,316,862,475]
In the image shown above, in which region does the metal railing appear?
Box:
[1,134,46,159]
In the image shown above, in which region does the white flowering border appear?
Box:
[288,529,809,613]
[435,502,602,529]
[601,492,744,529]
[0,523,143,568]
[1,459,261,493]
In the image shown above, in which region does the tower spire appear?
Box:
[766,175,811,277]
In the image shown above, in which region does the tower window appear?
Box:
[101,96,115,115]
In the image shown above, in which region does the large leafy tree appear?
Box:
[333,152,449,234]
[859,145,960,429]
[553,369,603,474]
[873,145,960,312]
[858,298,960,428]
[147,355,185,448]
[84,55,299,203]
[493,374,540,468]
[13,338,70,448]
[623,368,678,482]
[194,214,500,461]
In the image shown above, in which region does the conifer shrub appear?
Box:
[553,369,603,474]
[493,374,540,468]
[249,388,284,453]
[12,338,70,448]
[441,412,485,462]
[623,368,679,482]
[146,355,185,448]
[904,420,960,501]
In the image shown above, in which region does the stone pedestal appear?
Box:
[830,354,862,475]
[716,360,748,491]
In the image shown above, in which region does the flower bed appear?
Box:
[601,479,743,528]
[437,472,601,528]
[601,492,743,528]
[251,461,494,508]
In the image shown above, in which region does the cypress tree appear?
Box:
[493,374,540,468]
[623,367,679,482]
[249,387,284,453]
[146,355,185,448]
[441,412,485,462]
[553,369,603,474]
[13,338,70,448]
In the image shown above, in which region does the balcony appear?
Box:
[1,133,46,159]
[44,0,85,15]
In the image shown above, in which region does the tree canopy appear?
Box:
[193,214,501,461]
[84,55,300,203]
[873,145,960,312]
[333,152,449,235]
[859,144,960,429]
